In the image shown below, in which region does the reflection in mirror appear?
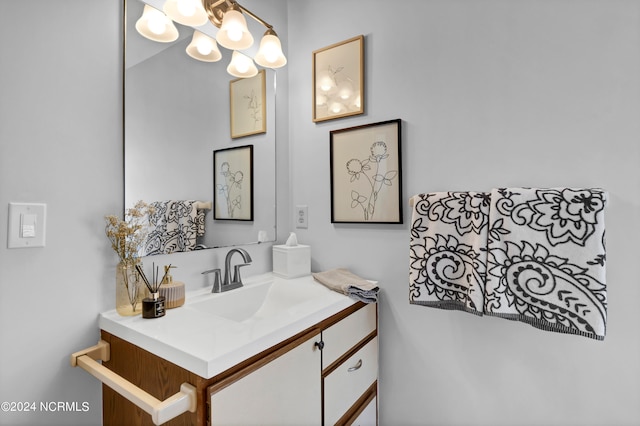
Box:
[124,0,278,254]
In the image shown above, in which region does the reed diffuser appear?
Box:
[137,262,170,319]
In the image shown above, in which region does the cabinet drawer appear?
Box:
[324,336,378,426]
[351,396,377,426]
[322,304,376,370]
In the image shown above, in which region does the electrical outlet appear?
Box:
[295,205,308,229]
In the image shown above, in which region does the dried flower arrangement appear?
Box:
[105,201,155,314]
[105,200,155,266]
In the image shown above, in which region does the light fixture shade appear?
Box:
[186,31,222,62]
[227,51,258,78]
[328,101,347,115]
[337,80,353,100]
[254,31,287,68]
[217,9,254,50]
[316,70,336,93]
[135,5,179,43]
[163,0,208,26]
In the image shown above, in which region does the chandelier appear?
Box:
[135,0,287,78]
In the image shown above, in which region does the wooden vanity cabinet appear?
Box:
[101,302,377,426]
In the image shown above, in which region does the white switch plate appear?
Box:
[295,205,308,229]
[8,203,46,248]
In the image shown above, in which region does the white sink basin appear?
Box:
[100,273,357,378]
[187,276,330,322]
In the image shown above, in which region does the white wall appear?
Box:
[0,1,120,425]
[287,1,640,425]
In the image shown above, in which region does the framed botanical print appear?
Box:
[330,119,402,224]
[230,69,266,138]
[213,145,253,221]
[312,35,364,122]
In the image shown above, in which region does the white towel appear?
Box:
[144,200,205,255]
[484,188,608,340]
[409,192,491,315]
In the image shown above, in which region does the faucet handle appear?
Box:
[232,263,250,284]
[202,268,222,293]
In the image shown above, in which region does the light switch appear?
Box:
[8,203,46,248]
[21,214,37,238]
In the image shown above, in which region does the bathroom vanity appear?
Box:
[97,273,378,425]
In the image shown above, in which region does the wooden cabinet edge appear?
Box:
[336,381,377,426]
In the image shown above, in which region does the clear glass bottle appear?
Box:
[115,262,145,316]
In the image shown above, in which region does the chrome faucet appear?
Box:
[202,248,253,293]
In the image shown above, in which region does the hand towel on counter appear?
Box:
[484,188,608,340]
[409,192,491,315]
[312,268,379,303]
[144,200,206,256]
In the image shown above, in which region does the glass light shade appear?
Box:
[217,9,254,50]
[135,5,179,43]
[351,91,362,109]
[329,101,346,114]
[227,51,258,78]
[186,31,222,62]
[337,81,353,100]
[254,32,287,68]
[315,93,327,106]
[163,0,208,26]
[316,70,336,93]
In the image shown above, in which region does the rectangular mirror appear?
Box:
[124,0,278,253]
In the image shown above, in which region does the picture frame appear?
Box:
[330,119,403,224]
[312,35,364,123]
[213,145,254,221]
[230,69,266,138]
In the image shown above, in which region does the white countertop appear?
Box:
[99,273,356,379]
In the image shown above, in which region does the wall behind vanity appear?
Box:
[286,1,640,425]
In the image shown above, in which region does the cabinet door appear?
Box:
[209,333,321,425]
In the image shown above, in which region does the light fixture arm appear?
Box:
[236,3,273,30]
[202,0,274,30]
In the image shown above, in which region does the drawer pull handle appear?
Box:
[314,341,324,350]
[348,359,363,372]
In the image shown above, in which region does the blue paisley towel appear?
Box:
[409,188,608,340]
[485,188,607,340]
[409,192,491,315]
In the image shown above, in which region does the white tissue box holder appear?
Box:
[273,244,310,279]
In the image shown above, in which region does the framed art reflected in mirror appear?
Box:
[214,145,254,221]
[230,70,267,139]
